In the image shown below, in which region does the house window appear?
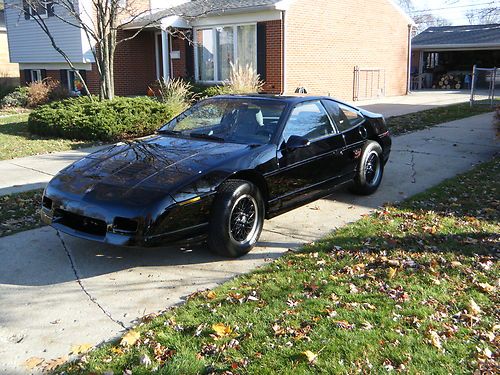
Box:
[195,24,257,82]
[24,0,54,19]
[31,69,42,82]
[67,70,84,94]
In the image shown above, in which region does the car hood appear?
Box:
[49,135,251,206]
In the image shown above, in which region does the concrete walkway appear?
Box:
[0,113,498,374]
[0,90,474,196]
[353,90,472,117]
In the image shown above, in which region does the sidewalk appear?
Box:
[0,92,473,196]
[0,113,498,374]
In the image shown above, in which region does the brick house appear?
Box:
[5,0,413,101]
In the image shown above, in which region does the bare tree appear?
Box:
[466,7,500,25]
[396,0,452,35]
[8,0,168,100]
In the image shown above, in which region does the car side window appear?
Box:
[339,104,364,128]
[322,100,352,132]
[282,101,335,142]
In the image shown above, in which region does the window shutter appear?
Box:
[79,70,89,95]
[24,69,32,84]
[23,0,30,20]
[256,23,267,82]
[185,39,194,78]
[47,1,55,17]
[41,69,47,80]
[60,70,68,88]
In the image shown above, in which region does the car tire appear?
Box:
[350,140,384,195]
[208,179,265,258]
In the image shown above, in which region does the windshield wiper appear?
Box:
[158,129,181,135]
[189,133,225,142]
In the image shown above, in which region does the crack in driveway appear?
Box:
[7,162,55,177]
[56,231,126,330]
[409,152,417,184]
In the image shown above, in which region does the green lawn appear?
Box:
[387,102,495,136]
[53,158,498,375]
[0,189,44,237]
[0,113,95,160]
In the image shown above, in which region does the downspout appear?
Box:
[406,24,413,95]
[280,10,286,95]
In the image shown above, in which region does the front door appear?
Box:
[268,100,346,208]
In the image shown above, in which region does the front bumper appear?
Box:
[41,193,213,247]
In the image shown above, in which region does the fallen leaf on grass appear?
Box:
[388,267,397,280]
[212,323,232,337]
[24,357,44,369]
[302,350,318,364]
[42,356,68,372]
[207,291,217,300]
[468,298,481,316]
[120,330,140,347]
[478,283,495,293]
[428,330,443,351]
[140,353,152,367]
[70,343,93,355]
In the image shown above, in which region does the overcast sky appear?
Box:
[410,0,499,25]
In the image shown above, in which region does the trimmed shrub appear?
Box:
[0,87,29,108]
[28,96,177,141]
[0,85,16,101]
[27,78,61,108]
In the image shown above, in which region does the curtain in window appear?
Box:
[197,29,215,81]
[216,27,234,81]
[237,25,256,72]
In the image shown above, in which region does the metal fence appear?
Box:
[470,65,499,107]
[353,67,386,101]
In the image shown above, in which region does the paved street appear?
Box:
[0,113,498,374]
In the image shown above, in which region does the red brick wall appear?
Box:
[86,63,100,94]
[285,0,411,100]
[113,30,157,96]
[261,20,283,94]
[171,36,189,79]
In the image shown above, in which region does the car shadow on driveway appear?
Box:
[0,225,295,287]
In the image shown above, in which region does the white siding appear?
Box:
[4,0,91,63]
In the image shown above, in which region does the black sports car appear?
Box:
[41,95,391,257]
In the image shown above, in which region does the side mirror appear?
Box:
[286,135,311,151]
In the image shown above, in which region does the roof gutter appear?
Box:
[406,24,413,95]
[412,43,500,50]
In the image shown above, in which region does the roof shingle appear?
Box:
[132,0,283,27]
[412,24,500,48]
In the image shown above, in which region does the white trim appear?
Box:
[191,10,281,27]
[274,0,298,11]
[160,15,190,29]
[413,44,500,51]
[194,22,258,84]
[19,63,92,70]
[154,31,161,81]
[31,69,42,82]
[387,0,415,25]
[161,29,170,80]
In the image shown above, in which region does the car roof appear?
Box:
[210,94,335,105]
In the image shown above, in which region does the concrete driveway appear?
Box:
[0,113,498,374]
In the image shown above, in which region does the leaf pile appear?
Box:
[0,189,44,237]
[57,158,499,374]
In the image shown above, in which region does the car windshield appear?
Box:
[159,98,287,144]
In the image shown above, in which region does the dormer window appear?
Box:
[23,0,55,20]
